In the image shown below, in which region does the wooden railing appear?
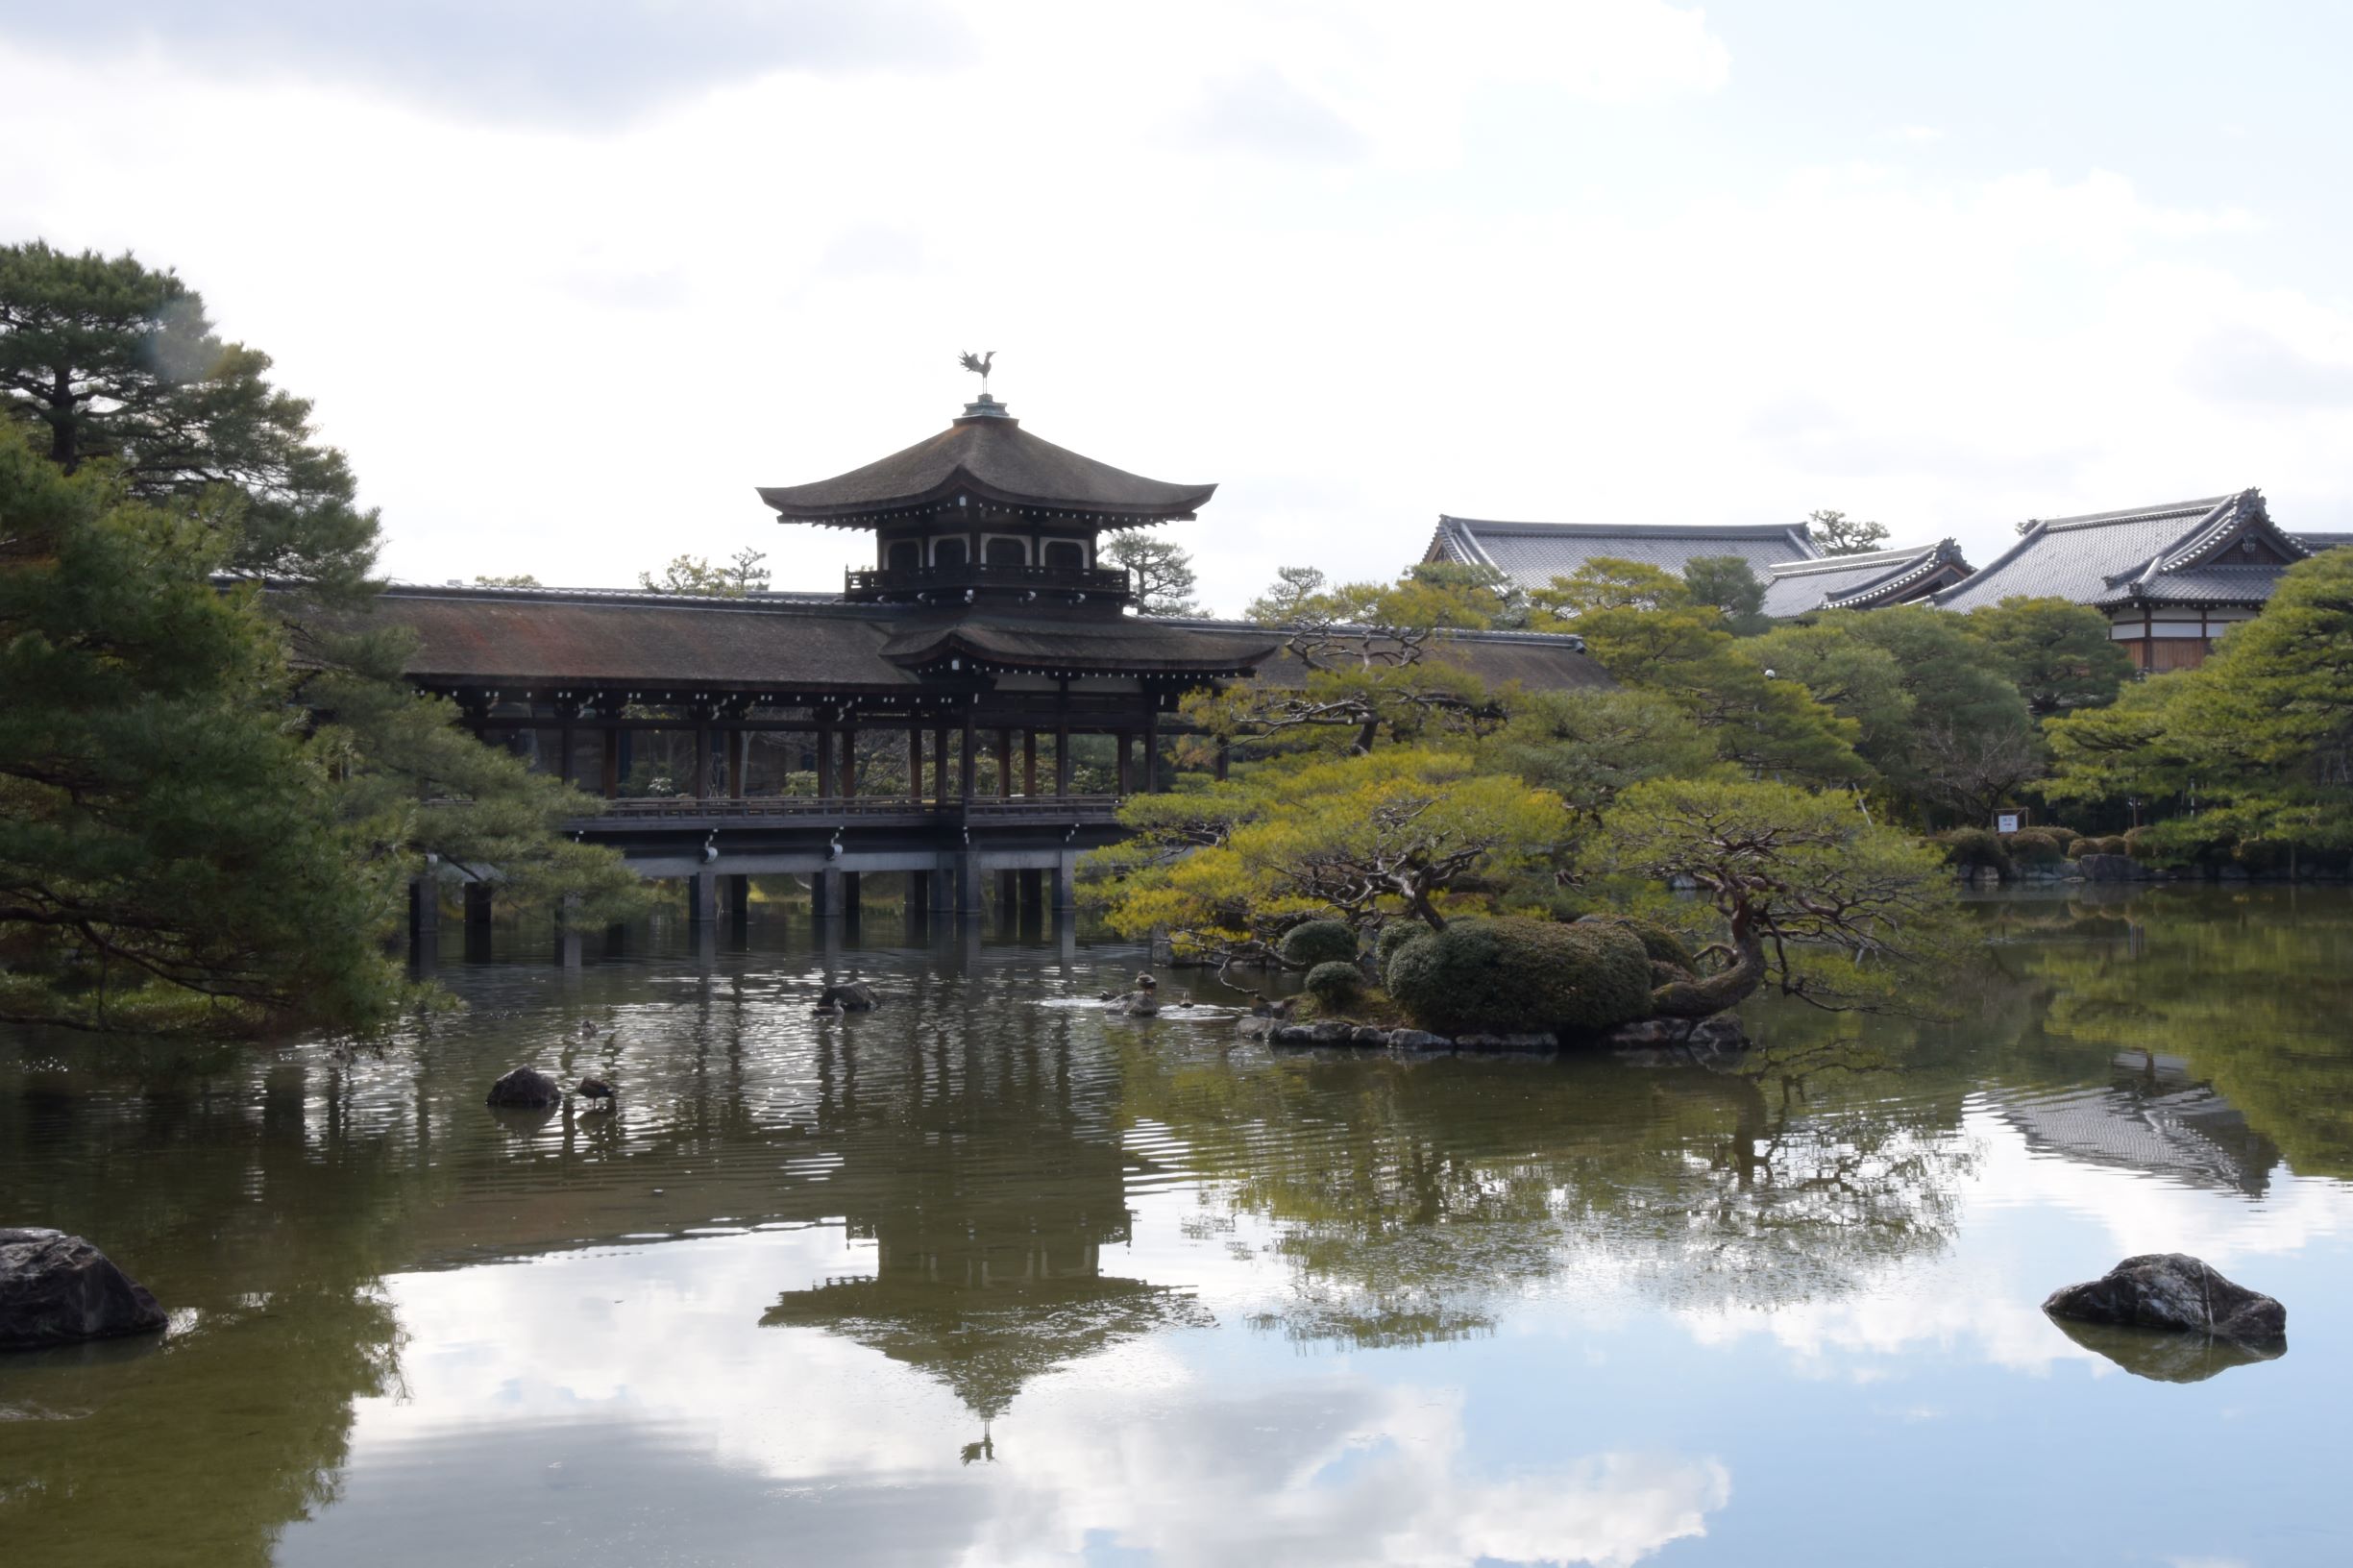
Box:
[587,795,1122,823]
[843,563,1131,600]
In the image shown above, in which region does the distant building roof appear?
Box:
[1936,489,2309,613]
[1427,516,1819,590]
[1759,540,1973,618]
[2296,530,2353,552]
[756,397,1215,528]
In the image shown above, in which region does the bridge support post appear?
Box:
[958,854,984,919]
[841,871,861,922]
[555,894,582,969]
[815,866,843,920]
[928,858,957,915]
[996,869,1018,917]
[1052,852,1080,914]
[688,869,719,925]
[1019,868,1043,913]
[407,875,438,971]
[725,874,749,931]
[463,880,494,962]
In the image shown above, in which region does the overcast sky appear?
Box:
[7,1,2353,612]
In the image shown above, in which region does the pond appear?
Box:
[4,888,2352,1566]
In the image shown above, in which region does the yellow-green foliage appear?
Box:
[1587,777,1967,1010]
[1085,748,1567,960]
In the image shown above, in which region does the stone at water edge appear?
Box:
[485,1066,563,1108]
[820,982,880,1011]
[0,1228,168,1351]
[2043,1253,2285,1344]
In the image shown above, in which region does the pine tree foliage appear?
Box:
[0,429,411,1035]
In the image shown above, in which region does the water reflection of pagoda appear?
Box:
[762,1029,1206,1422]
[1997,1054,2281,1197]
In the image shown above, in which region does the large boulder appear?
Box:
[0,1229,167,1351]
[820,981,880,1011]
[2043,1253,2285,1344]
[1384,918,1652,1041]
[485,1066,562,1108]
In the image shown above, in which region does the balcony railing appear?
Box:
[844,562,1132,602]
[583,794,1123,824]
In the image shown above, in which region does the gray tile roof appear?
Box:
[1934,489,2309,612]
[1427,516,1817,591]
[2296,531,2353,552]
[1759,541,1973,618]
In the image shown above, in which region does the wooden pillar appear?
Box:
[1141,706,1160,794]
[908,725,923,802]
[726,874,750,927]
[558,719,576,784]
[996,869,1018,915]
[1115,729,1131,795]
[814,722,834,798]
[934,725,952,806]
[693,721,711,801]
[1019,868,1043,911]
[1055,724,1071,796]
[1023,730,1038,797]
[601,723,620,798]
[729,730,748,799]
[842,871,861,919]
[997,727,1014,798]
[688,869,719,924]
[960,710,977,801]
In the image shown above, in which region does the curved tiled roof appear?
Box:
[756,400,1215,527]
[1759,541,1972,617]
[1935,489,2308,612]
[1426,516,1817,591]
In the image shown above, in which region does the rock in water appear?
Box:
[0,1228,168,1351]
[486,1066,563,1108]
[2043,1253,2285,1343]
[820,982,880,1011]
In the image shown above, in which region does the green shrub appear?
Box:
[1383,917,1652,1039]
[2091,835,2129,856]
[1304,961,1363,1010]
[1280,919,1359,968]
[1938,828,2013,875]
[1371,921,1429,968]
[2006,828,2069,866]
[1578,914,1695,972]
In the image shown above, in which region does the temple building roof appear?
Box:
[756,397,1216,528]
[1934,489,2309,613]
[325,584,1282,693]
[1760,540,1973,617]
[308,585,1607,700]
[1427,515,1818,590]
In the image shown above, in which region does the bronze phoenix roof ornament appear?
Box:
[958,350,994,393]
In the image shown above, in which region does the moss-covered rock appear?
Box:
[1304,961,1363,1009]
[1279,919,1358,968]
[1383,917,1652,1040]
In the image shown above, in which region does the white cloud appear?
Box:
[6,4,2351,609]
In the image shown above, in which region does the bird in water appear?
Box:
[577,1019,599,1038]
[812,997,846,1017]
[576,1076,616,1108]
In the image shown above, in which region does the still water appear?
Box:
[4,888,2351,1566]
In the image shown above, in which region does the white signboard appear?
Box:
[1995,812,2022,835]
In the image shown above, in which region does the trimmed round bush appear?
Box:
[1304,961,1363,1010]
[1938,827,2013,875]
[2089,835,2128,856]
[1279,919,1359,969]
[1371,921,1428,968]
[2006,828,2068,866]
[1383,917,1652,1040]
[1579,915,1695,973]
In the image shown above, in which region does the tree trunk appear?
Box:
[1649,905,1765,1018]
